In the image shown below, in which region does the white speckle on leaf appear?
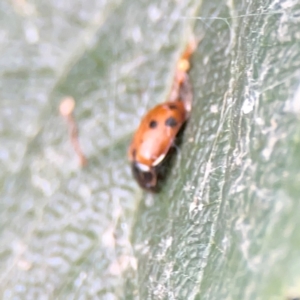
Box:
[203,55,209,65]
[17,259,32,271]
[102,227,116,248]
[210,104,218,113]
[74,272,87,288]
[284,80,300,115]
[242,89,259,114]
[156,237,173,261]
[165,236,173,249]
[31,174,53,197]
[108,255,134,275]
[183,182,195,192]
[24,22,39,44]
[255,117,264,125]
[189,201,197,214]
[222,236,229,252]
[131,26,142,43]
[242,98,254,114]
[147,5,162,22]
[78,184,91,198]
[145,194,154,207]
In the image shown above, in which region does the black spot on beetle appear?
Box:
[165,117,178,127]
[168,104,178,110]
[149,120,158,128]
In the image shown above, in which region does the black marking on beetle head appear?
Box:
[143,172,154,186]
[165,116,178,128]
[149,120,158,128]
[131,162,156,190]
[168,103,178,110]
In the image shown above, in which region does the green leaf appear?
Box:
[1,0,300,299]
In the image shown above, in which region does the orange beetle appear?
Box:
[128,39,196,189]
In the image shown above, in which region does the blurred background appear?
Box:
[1,0,300,299]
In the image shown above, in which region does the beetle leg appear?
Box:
[143,168,157,189]
[168,38,197,105]
[148,168,157,188]
[179,73,193,119]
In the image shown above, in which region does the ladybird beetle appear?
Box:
[128,39,196,189]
